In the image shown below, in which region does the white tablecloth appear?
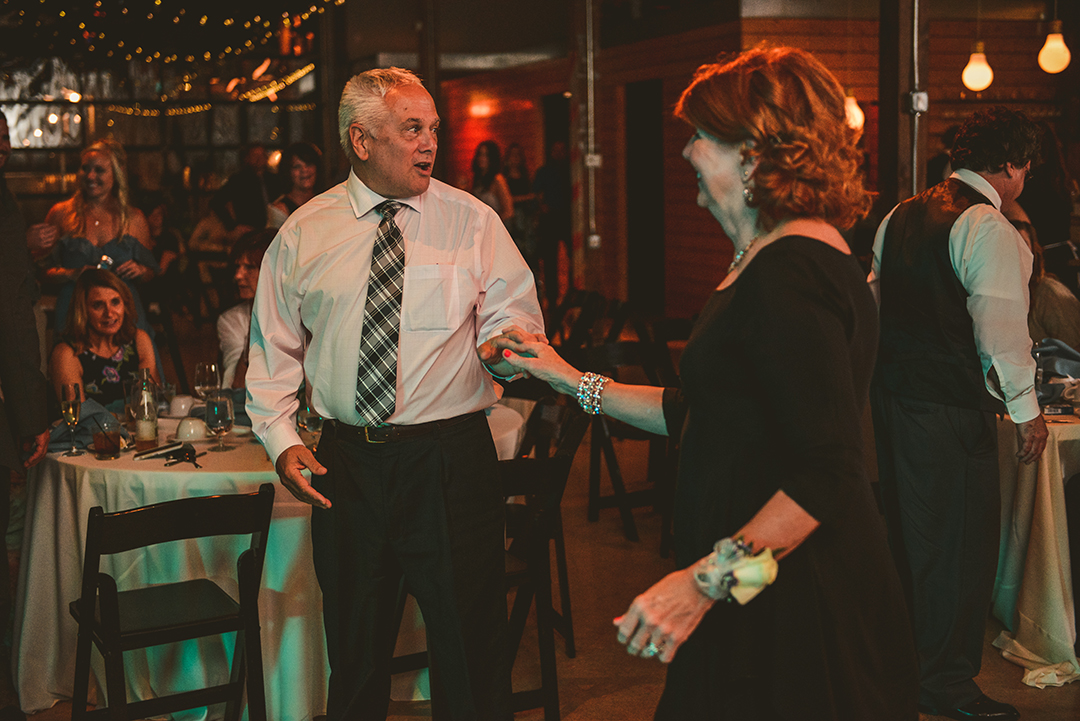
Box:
[992,415,1080,687]
[15,404,526,719]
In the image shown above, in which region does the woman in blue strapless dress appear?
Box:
[44,139,158,335]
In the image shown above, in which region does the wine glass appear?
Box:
[60,383,85,457]
[205,390,234,452]
[194,362,220,401]
[296,405,325,449]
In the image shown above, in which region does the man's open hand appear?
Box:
[275,444,331,508]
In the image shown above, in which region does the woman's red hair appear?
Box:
[675,46,872,231]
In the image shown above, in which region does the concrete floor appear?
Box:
[22,318,1080,720]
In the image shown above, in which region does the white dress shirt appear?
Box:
[869,168,1039,423]
[217,302,251,388]
[247,171,544,462]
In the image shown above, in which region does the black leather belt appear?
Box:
[326,411,479,444]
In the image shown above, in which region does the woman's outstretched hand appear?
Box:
[485,336,582,397]
[477,325,548,379]
[614,567,716,664]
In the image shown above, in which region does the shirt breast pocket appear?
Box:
[402,264,474,332]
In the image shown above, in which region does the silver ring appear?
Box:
[642,641,661,659]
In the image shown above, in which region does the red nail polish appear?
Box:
[503,349,512,358]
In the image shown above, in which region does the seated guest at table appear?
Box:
[218,229,275,388]
[1003,200,1080,351]
[487,46,918,720]
[43,139,158,338]
[267,142,323,229]
[49,268,158,412]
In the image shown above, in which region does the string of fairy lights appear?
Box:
[2,0,345,67]
[1,0,333,138]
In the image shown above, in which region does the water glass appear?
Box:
[205,390,234,452]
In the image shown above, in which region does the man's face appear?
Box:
[1003,160,1031,205]
[351,84,439,199]
[234,253,261,301]
[0,118,11,170]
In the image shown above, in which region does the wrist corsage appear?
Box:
[692,537,778,605]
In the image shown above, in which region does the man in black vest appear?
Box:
[870,107,1048,721]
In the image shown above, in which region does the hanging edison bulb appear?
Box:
[844,92,865,132]
[962,41,994,92]
[1038,20,1071,74]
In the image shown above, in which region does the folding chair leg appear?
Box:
[224,630,247,721]
[598,419,640,542]
[551,513,575,658]
[70,626,94,721]
[245,624,268,721]
[508,583,535,663]
[532,549,560,721]
[238,555,267,721]
[587,420,602,522]
[103,648,128,721]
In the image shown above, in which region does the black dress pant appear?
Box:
[311,412,511,721]
[872,390,1000,710]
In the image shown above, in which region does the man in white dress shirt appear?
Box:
[247,68,543,721]
[870,107,1048,721]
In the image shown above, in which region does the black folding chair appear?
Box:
[70,483,275,721]
[503,399,590,719]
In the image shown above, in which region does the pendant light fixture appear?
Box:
[963,41,994,91]
[962,0,994,92]
[1038,2,1071,74]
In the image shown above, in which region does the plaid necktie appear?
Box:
[355,200,405,424]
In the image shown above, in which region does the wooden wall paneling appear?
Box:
[613,82,630,303]
[661,74,728,319]
[596,23,741,318]
[589,80,627,303]
[439,57,571,192]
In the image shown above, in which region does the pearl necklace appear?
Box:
[727,238,757,273]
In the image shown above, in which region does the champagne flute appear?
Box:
[60,383,85,457]
[205,390,234,452]
[194,362,220,401]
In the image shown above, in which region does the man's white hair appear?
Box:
[338,67,424,164]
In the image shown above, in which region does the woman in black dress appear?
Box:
[487,47,919,720]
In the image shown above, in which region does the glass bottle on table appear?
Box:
[132,369,159,452]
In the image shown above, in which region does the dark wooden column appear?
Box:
[878,0,928,209]
[418,0,443,178]
[318,3,348,180]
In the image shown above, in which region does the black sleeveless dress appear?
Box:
[656,236,918,720]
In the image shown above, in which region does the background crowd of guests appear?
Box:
[464,137,572,309]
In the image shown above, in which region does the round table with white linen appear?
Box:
[15,403,526,719]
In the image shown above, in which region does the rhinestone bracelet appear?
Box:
[576,372,612,415]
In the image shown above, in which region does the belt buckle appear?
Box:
[363,425,387,443]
